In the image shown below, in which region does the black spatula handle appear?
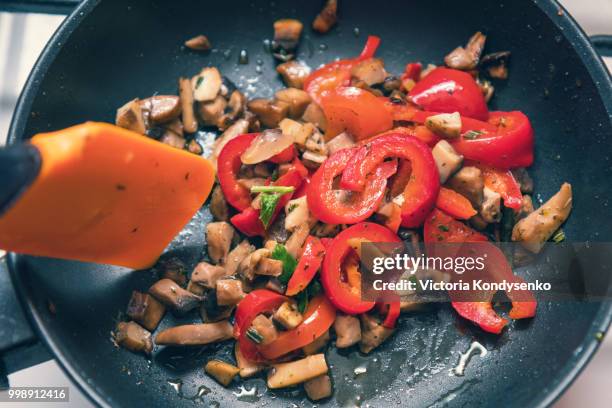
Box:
[0,144,41,216]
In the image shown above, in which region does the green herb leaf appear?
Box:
[259,193,282,228]
[295,279,322,313]
[271,244,298,284]
[438,224,449,232]
[251,185,295,194]
[552,229,565,243]
[246,328,263,344]
[463,130,484,140]
[296,291,308,313]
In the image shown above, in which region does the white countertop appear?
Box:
[0,1,610,407]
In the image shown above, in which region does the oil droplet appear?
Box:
[452,341,488,376]
[167,378,183,394]
[354,365,367,376]
[353,27,360,36]
[239,49,249,64]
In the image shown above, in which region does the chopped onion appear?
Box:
[241,129,294,164]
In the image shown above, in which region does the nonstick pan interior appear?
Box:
[7,0,612,407]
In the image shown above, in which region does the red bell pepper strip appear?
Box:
[321,222,401,314]
[423,208,488,243]
[435,187,477,220]
[304,35,381,103]
[340,134,440,228]
[307,148,397,224]
[320,87,393,141]
[401,62,422,82]
[408,67,489,121]
[451,302,507,334]
[474,164,523,210]
[230,168,304,237]
[380,301,401,328]
[216,133,257,211]
[258,295,336,360]
[234,289,287,362]
[286,236,326,296]
[268,144,295,164]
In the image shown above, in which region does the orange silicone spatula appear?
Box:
[0,122,215,269]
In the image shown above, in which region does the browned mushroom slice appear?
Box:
[224,240,255,276]
[273,301,303,330]
[444,31,487,71]
[158,257,187,286]
[359,314,395,354]
[184,35,211,51]
[351,58,387,86]
[114,321,153,355]
[126,291,166,331]
[187,139,203,155]
[247,99,290,129]
[216,279,245,306]
[256,258,283,277]
[206,222,235,264]
[248,315,278,345]
[235,343,264,378]
[191,262,227,289]
[200,296,234,323]
[155,321,233,346]
[217,90,246,130]
[187,280,206,296]
[333,314,361,348]
[304,374,332,401]
[164,118,184,137]
[276,60,312,89]
[140,95,181,124]
[285,223,310,258]
[192,67,222,102]
[210,185,230,221]
[275,88,312,119]
[198,95,227,127]
[267,354,329,389]
[205,360,240,387]
[325,132,355,155]
[179,77,198,133]
[446,166,484,209]
[148,278,202,314]
[160,130,187,149]
[312,0,337,33]
[511,167,534,194]
[116,99,146,134]
[273,19,303,61]
[480,51,511,80]
[301,102,327,132]
[210,118,250,165]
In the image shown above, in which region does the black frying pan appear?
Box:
[1,0,612,407]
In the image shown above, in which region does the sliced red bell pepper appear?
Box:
[234,289,287,362]
[451,301,507,334]
[268,144,295,164]
[401,62,422,82]
[307,148,397,224]
[408,67,489,120]
[230,168,304,237]
[380,301,401,328]
[423,208,488,243]
[258,295,336,360]
[340,134,440,228]
[216,133,257,211]
[304,35,381,103]
[435,187,477,220]
[475,164,523,210]
[286,236,326,296]
[321,222,401,314]
[321,87,393,141]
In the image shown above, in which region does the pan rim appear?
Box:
[5,0,612,407]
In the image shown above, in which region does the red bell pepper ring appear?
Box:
[307,148,398,224]
[473,164,523,210]
[435,187,477,220]
[268,144,295,164]
[216,133,257,211]
[379,301,401,328]
[340,134,440,228]
[304,35,381,103]
[408,67,489,121]
[451,301,508,334]
[258,295,336,360]
[230,168,304,237]
[286,236,326,296]
[320,87,393,141]
[321,222,401,314]
[452,111,535,169]
[234,289,288,362]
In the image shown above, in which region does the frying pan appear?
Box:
[1,0,611,406]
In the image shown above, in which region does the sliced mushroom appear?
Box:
[359,314,395,354]
[205,360,239,387]
[351,58,387,86]
[446,166,484,209]
[235,343,264,378]
[192,67,222,102]
[158,257,187,286]
[217,90,246,130]
[304,374,332,401]
[432,140,463,183]
[187,138,203,155]
[187,279,206,296]
[160,130,186,149]
[247,99,290,129]
[276,60,312,88]
[273,19,303,61]
[114,321,153,355]
[198,95,227,127]
[140,95,181,124]
[425,112,462,139]
[210,118,250,164]
[200,292,235,322]
[478,78,495,102]
[312,0,337,33]
[481,51,511,80]
[325,132,355,155]
[302,102,327,132]
[285,222,310,258]
[256,258,283,277]
[302,151,327,167]
[149,279,202,314]
[238,248,271,281]
[184,35,211,51]
[206,222,235,264]
[179,77,198,133]
[126,291,166,331]
[191,262,227,289]
[225,240,255,276]
[303,330,330,355]
[241,128,294,164]
[273,301,303,329]
[512,183,572,253]
[155,321,233,346]
[209,186,229,222]
[444,31,487,70]
[275,88,312,118]
[116,99,146,134]
[511,167,534,194]
[285,196,310,232]
[279,118,315,146]
[480,186,502,223]
[164,118,184,138]
[249,314,278,345]
[267,354,328,389]
[517,194,535,221]
[216,279,245,306]
[334,314,362,348]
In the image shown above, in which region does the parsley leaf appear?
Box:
[295,280,323,313]
[271,244,298,284]
[251,185,295,194]
[259,192,282,228]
